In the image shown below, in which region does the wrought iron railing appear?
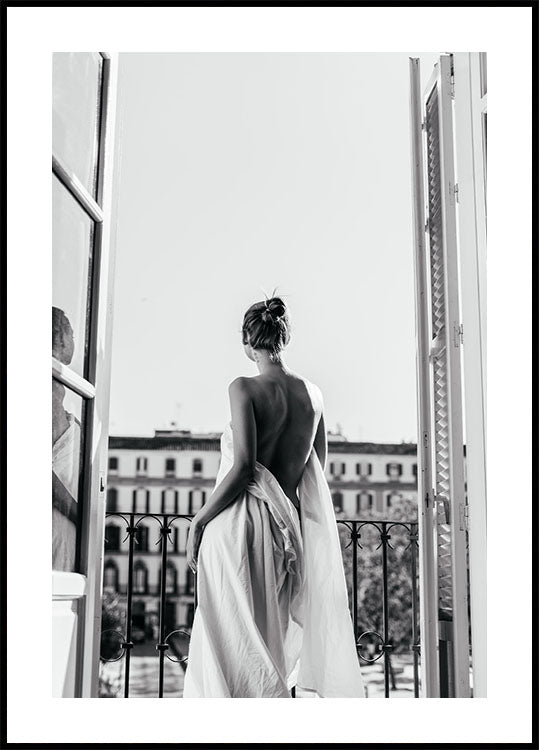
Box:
[336,519,420,698]
[100,512,420,698]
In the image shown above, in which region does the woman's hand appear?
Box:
[186,519,204,574]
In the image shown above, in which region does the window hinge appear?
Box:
[424,216,429,233]
[454,182,459,203]
[454,322,464,347]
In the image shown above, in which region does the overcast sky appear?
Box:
[108,52,439,442]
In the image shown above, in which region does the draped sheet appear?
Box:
[52,414,80,571]
[182,423,365,698]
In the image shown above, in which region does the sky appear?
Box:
[108,52,439,442]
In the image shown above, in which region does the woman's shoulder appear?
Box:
[300,376,324,410]
[228,375,255,398]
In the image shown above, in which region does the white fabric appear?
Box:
[53,413,80,497]
[52,414,80,571]
[183,423,365,698]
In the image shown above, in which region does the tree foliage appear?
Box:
[338,496,419,657]
[98,590,125,697]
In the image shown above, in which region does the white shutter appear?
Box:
[410,54,471,697]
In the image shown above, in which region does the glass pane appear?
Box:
[53,174,94,379]
[479,52,487,97]
[53,52,103,196]
[52,380,85,572]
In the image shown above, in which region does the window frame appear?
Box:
[52,52,120,697]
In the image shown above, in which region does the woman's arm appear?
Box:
[313,411,327,471]
[186,377,256,571]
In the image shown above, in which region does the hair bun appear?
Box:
[265,297,286,320]
[242,295,291,356]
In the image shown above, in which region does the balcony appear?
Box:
[99,509,420,698]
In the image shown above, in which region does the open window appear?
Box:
[410,53,487,697]
[52,52,120,697]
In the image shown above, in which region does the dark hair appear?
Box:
[242,296,290,357]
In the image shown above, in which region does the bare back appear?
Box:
[242,371,323,507]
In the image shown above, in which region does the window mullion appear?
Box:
[52,357,96,399]
[53,155,104,223]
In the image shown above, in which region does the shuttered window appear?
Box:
[410,54,470,697]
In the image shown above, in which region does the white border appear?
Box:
[6,4,533,745]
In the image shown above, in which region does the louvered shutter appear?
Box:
[410,54,470,698]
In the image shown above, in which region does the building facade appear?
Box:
[103,427,418,638]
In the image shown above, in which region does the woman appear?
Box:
[183,297,365,698]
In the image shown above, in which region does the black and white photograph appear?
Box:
[51,48,488,703]
[4,3,535,746]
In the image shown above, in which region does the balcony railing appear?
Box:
[100,512,420,698]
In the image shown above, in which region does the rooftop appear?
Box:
[108,431,419,455]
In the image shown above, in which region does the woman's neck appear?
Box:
[253,349,287,376]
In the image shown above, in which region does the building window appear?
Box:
[386,462,402,479]
[133,561,148,594]
[356,492,374,513]
[355,462,373,478]
[132,488,150,513]
[103,561,118,591]
[162,488,178,514]
[135,525,149,552]
[332,492,343,513]
[192,458,203,474]
[412,463,418,477]
[188,489,206,514]
[106,487,118,512]
[108,456,118,472]
[329,462,344,479]
[172,526,180,553]
[387,493,401,509]
[165,562,177,594]
[136,456,148,475]
[165,458,176,477]
[104,524,120,552]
